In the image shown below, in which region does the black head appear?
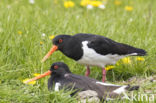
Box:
[23,62,71,84]
[41,35,73,62]
[50,62,71,76]
[52,35,71,50]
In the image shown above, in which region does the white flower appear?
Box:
[0,27,3,33]
[129,18,133,22]
[29,0,35,4]
[42,33,46,37]
[98,5,105,9]
[87,5,93,10]
[7,5,11,9]
[76,15,80,19]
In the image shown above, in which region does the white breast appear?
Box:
[113,86,127,94]
[77,41,125,68]
[54,82,61,91]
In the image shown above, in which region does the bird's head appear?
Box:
[23,62,71,84]
[41,35,71,63]
[50,62,71,75]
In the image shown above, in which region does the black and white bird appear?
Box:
[24,62,139,101]
[41,33,146,82]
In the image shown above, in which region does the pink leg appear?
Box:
[102,68,106,82]
[85,66,90,77]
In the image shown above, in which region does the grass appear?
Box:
[0,0,156,102]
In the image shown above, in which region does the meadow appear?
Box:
[0,0,156,102]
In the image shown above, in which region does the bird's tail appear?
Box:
[125,85,139,91]
[129,48,147,56]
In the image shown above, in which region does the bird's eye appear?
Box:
[59,39,63,43]
[54,65,58,69]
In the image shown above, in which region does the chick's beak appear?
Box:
[24,70,52,84]
[41,45,58,63]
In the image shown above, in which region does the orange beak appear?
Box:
[41,45,58,63]
[23,70,52,84]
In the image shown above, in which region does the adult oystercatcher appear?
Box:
[24,62,139,101]
[41,33,146,82]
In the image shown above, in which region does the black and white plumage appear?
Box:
[48,62,139,101]
[42,33,147,82]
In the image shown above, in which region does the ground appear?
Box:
[0,0,155,103]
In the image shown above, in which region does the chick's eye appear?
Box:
[59,39,63,43]
[54,65,58,69]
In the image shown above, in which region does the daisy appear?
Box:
[64,1,75,8]
[33,73,41,77]
[87,5,93,9]
[23,78,36,85]
[98,5,105,9]
[42,33,46,37]
[29,0,35,4]
[105,66,115,71]
[125,6,133,11]
[18,31,22,35]
[136,57,145,61]
[122,57,131,64]
[49,35,55,40]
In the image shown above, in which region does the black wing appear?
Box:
[59,74,98,91]
[74,33,146,56]
[48,75,56,90]
[86,35,146,56]
[59,74,123,99]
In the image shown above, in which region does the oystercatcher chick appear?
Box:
[41,33,146,82]
[24,62,139,101]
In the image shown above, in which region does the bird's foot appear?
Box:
[102,68,106,82]
[85,66,90,77]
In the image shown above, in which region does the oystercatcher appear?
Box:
[41,33,146,82]
[24,62,139,101]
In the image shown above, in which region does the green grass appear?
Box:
[0,0,156,102]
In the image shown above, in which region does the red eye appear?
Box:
[59,39,63,43]
[54,65,58,69]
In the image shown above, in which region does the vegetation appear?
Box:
[0,0,155,102]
